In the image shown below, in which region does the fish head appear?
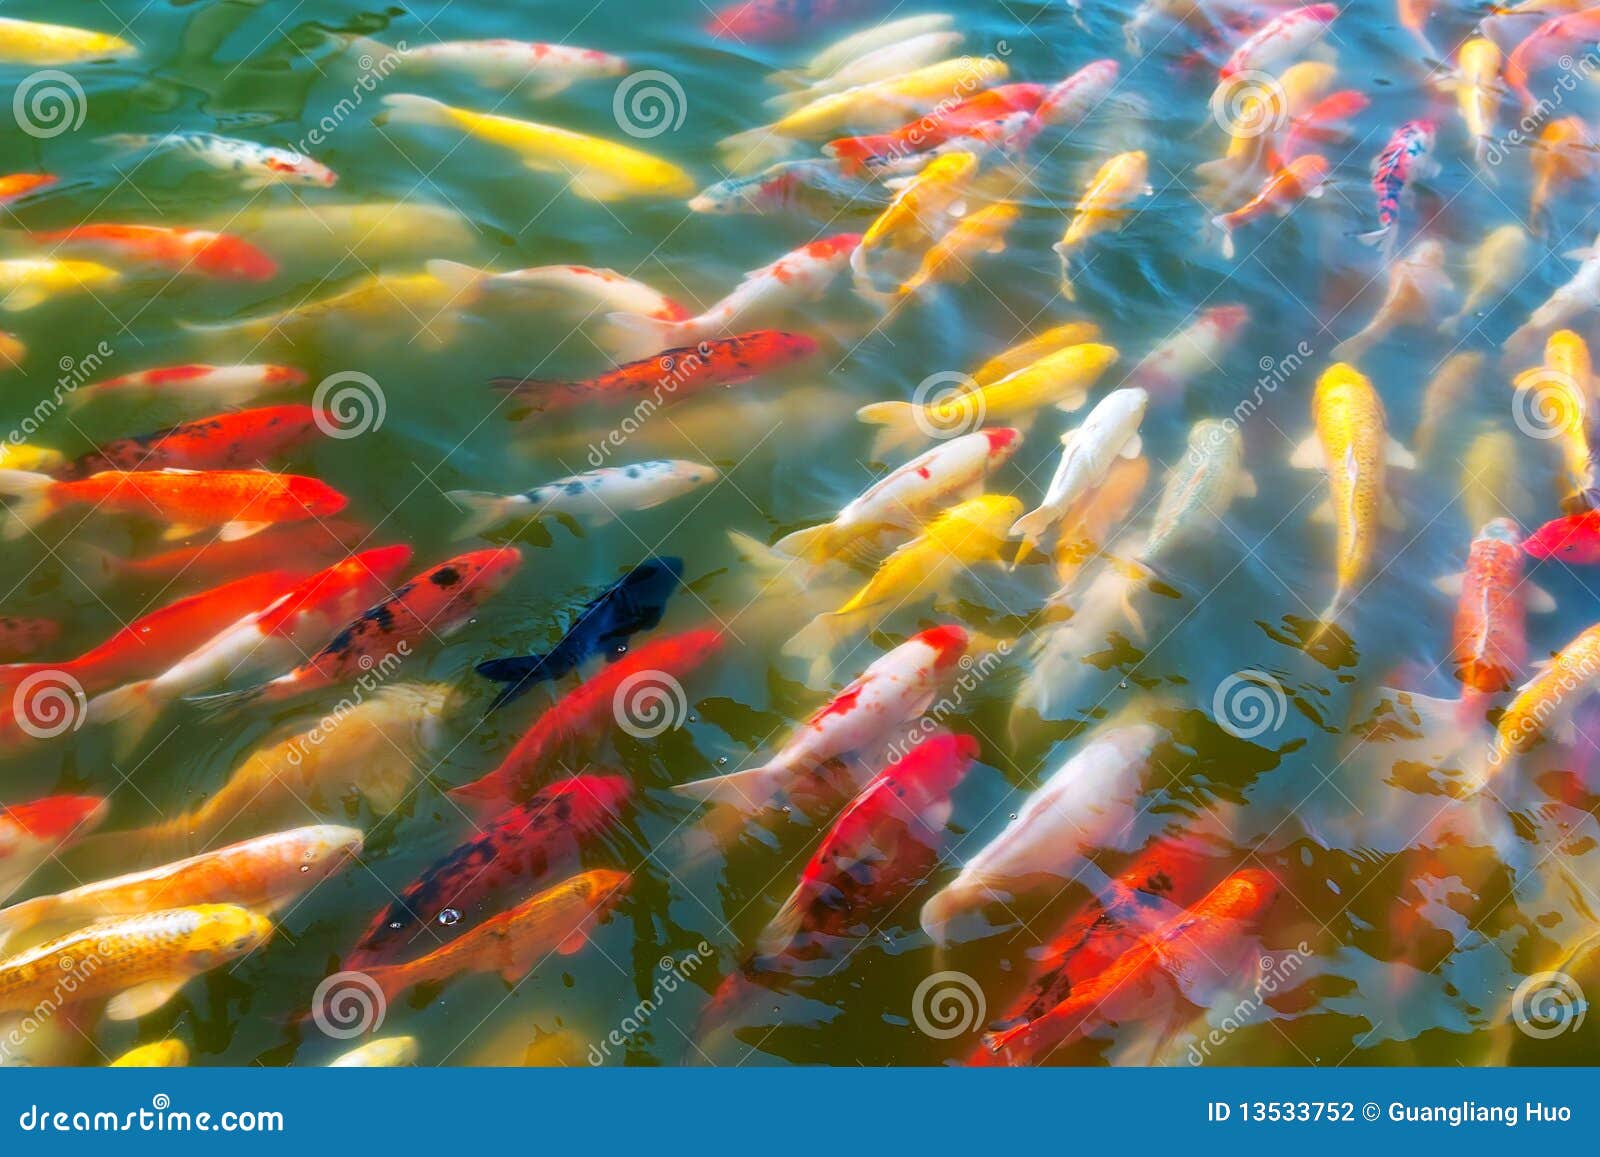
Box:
[268,153,338,187]
[910,623,970,669]
[1,794,107,843]
[290,475,351,518]
[1478,517,1525,547]
[580,869,632,917]
[194,234,279,282]
[181,905,274,968]
[264,365,310,388]
[982,426,1023,463]
[452,546,525,596]
[1204,304,1252,338]
[663,626,725,670]
[349,544,415,586]
[293,825,366,881]
[766,330,821,362]
[1524,514,1600,562]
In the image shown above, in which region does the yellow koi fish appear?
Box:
[1511,328,1598,502]
[1438,38,1502,165]
[898,202,1020,297]
[1441,224,1527,334]
[0,259,121,312]
[328,1036,420,1067]
[381,94,693,201]
[1055,150,1149,300]
[0,905,271,1021]
[1461,426,1529,531]
[852,151,980,293]
[110,1040,190,1067]
[187,268,480,348]
[0,826,362,951]
[720,57,1010,169]
[783,494,1022,682]
[1493,622,1600,765]
[856,342,1118,458]
[972,322,1102,385]
[1530,117,1595,228]
[0,443,64,473]
[0,16,134,65]
[1289,363,1416,638]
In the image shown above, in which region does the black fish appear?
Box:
[476,556,682,712]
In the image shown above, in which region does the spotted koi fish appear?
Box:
[101,132,337,188]
[1359,120,1436,255]
[345,775,631,969]
[491,330,818,415]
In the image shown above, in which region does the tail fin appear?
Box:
[1211,216,1237,260]
[1354,223,1395,260]
[445,490,516,539]
[473,654,553,713]
[88,680,164,757]
[1009,505,1054,561]
[1052,242,1076,301]
[0,469,56,539]
[782,612,850,684]
[671,760,790,812]
[379,93,454,128]
[0,893,55,953]
[855,400,926,459]
[1303,588,1347,648]
[1329,327,1375,363]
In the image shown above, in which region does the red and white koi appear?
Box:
[1007,60,1120,151]
[1218,5,1338,81]
[1212,154,1329,259]
[0,795,107,903]
[425,260,689,322]
[355,37,625,94]
[65,364,308,411]
[1126,306,1250,403]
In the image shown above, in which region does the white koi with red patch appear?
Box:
[66,364,309,410]
[673,624,969,812]
[360,37,626,93]
[1219,4,1338,80]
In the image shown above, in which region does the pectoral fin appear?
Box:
[1386,438,1417,470]
[1289,435,1326,470]
[1527,583,1558,614]
[106,977,189,1021]
[1235,470,1258,499]
[218,520,271,542]
[1432,571,1463,598]
[1119,434,1143,459]
[1309,499,1334,524]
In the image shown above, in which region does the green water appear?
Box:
[2,0,1600,1067]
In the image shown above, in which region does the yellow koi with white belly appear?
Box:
[1438,38,1501,166]
[720,57,1009,169]
[1511,328,1598,502]
[381,94,693,201]
[783,494,1022,682]
[0,259,121,312]
[898,202,1020,297]
[1055,151,1149,301]
[857,342,1119,457]
[187,269,480,348]
[1289,363,1416,639]
[0,905,271,1021]
[0,17,134,65]
[110,1040,190,1067]
[1441,224,1527,334]
[972,322,1101,385]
